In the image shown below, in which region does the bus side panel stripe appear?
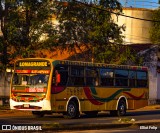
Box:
[84,87,103,105]
[84,87,131,105]
[123,92,145,100]
[92,88,131,102]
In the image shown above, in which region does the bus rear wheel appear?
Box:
[110,99,126,116]
[65,101,79,119]
[117,99,126,116]
[32,111,44,118]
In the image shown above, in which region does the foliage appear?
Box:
[150,9,160,45]
[0,0,57,69]
[0,0,140,68]
[54,0,125,63]
[117,46,144,65]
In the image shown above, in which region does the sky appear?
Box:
[119,0,159,9]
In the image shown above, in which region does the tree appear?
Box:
[150,8,160,45]
[54,0,125,63]
[0,0,57,70]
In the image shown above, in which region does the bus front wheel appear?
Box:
[65,101,79,119]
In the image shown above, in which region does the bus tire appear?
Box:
[110,99,126,117]
[117,99,126,116]
[84,111,98,117]
[32,111,44,118]
[65,101,79,119]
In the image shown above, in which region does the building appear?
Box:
[112,7,153,44]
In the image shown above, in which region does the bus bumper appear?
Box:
[9,99,51,111]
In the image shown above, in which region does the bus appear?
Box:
[10,58,149,118]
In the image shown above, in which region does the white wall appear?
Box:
[148,67,157,100]
[112,8,153,44]
[157,61,160,100]
[0,72,11,97]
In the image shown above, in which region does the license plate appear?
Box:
[26,88,45,92]
[24,104,29,108]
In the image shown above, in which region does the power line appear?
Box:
[73,0,160,22]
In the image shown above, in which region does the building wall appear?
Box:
[157,61,160,101]
[157,73,160,100]
[0,71,12,105]
[113,8,153,44]
[143,46,159,104]
[148,67,157,104]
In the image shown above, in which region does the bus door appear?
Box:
[51,65,68,111]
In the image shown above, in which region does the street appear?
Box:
[0,110,160,132]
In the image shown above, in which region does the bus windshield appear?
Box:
[13,73,49,86]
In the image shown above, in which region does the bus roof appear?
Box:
[15,58,148,71]
[53,60,148,71]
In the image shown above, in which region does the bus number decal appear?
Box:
[67,87,82,95]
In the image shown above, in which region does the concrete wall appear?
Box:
[142,46,159,104]
[148,66,157,104]
[157,61,160,101]
[0,71,12,105]
[113,8,153,44]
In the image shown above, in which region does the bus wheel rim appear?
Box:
[68,104,75,117]
[119,104,125,115]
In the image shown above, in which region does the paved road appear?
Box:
[0,110,160,132]
[1,110,160,124]
[58,128,160,133]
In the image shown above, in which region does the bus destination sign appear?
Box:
[19,61,49,67]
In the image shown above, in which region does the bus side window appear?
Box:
[137,71,148,87]
[100,68,114,86]
[86,67,99,86]
[115,70,128,87]
[69,66,84,86]
[53,65,68,86]
[129,71,136,87]
[55,70,61,86]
